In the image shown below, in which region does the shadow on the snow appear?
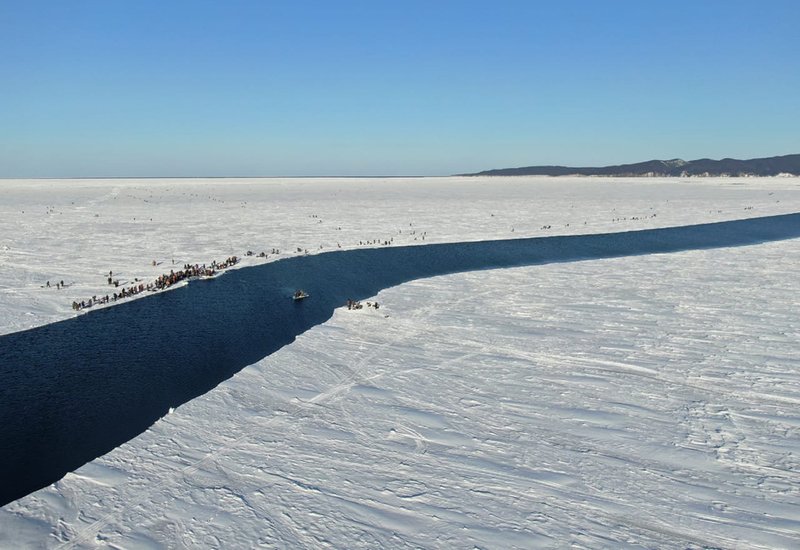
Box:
[1,212,799,506]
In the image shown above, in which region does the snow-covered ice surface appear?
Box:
[1,176,798,336]
[1,176,800,548]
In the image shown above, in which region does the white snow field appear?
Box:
[1,177,800,548]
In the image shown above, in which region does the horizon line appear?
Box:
[0,175,443,180]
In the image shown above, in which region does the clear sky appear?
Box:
[2,1,798,177]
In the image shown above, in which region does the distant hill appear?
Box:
[464,154,800,177]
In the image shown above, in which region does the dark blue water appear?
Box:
[1,213,798,506]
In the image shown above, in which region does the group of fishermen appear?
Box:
[153,256,238,290]
[346,299,379,310]
[245,249,279,257]
[70,256,239,311]
[71,284,146,311]
[65,229,432,313]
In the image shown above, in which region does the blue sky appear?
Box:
[1,1,798,177]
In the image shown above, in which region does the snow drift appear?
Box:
[1,212,798,506]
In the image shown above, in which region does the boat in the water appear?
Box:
[292,290,310,301]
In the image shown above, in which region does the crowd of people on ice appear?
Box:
[245,249,278,257]
[70,256,238,311]
[61,214,414,313]
[153,256,238,291]
[61,214,429,313]
[346,299,379,310]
